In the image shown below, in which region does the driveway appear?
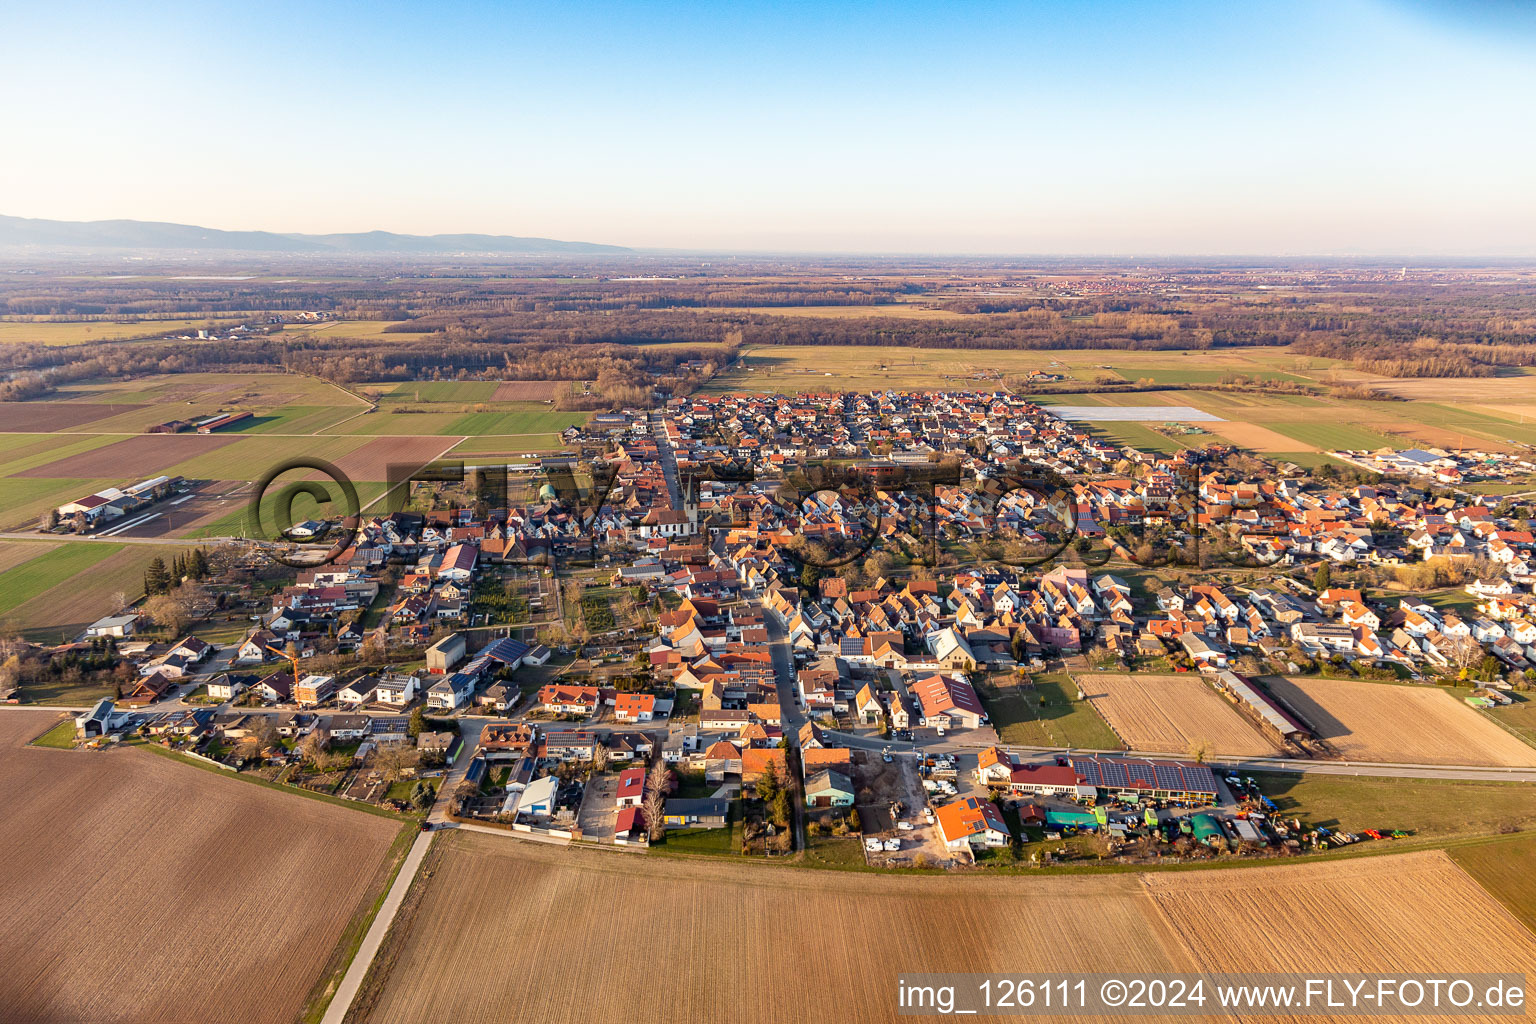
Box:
[577,770,618,840]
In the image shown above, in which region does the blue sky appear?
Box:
[2,0,1533,253]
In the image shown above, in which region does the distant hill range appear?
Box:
[0,214,630,255]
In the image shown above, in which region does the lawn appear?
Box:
[1252,772,1536,840]
[654,824,739,855]
[18,676,115,706]
[0,542,123,616]
[800,835,869,869]
[980,672,1124,750]
[29,718,77,748]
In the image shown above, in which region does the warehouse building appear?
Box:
[1065,755,1219,803]
[1213,670,1311,744]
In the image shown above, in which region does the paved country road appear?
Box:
[320,830,433,1024]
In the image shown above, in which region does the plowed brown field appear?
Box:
[0,711,404,1024]
[1146,852,1536,1023]
[1264,676,1536,767]
[491,380,567,401]
[1078,673,1281,756]
[335,435,459,482]
[348,832,1536,1024]
[13,432,239,478]
[347,831,1195,1024]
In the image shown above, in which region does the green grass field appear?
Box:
[0,542,122,616]
[0,478,116,531]
[448,408,587,436]
[980,673,1124,750]
[1253,772,1536,840]
[378,381,499,403]
[1082,422,1190,454]
[1479,694,1536,749]
[446,434,568,456]
[29,718,77,747]
[1449,834,1536,936]
[239,404,370,434]
[1266,420,1404,451]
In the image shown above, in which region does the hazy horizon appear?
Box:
[5,0,1535,255]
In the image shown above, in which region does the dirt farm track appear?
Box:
[0,711,404,1024]
[347,831,1536,1024]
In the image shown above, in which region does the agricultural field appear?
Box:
[1076,673,1282,757]
[491,380,571,401]
[1252,772,1536,840]
[0,542,125,618]
[1144,851,1536,1005]
[701,344,1528,458]
[977,672,1124,750]
[348,832,1536,1024]
[0,711,406,1024]
[14,433,241,478]
[1449,834,1536,937]
[345,830,1186,1024]
[281,319,419,339]
[447,433,567,456]
[1261,676,1536,767]
[0,540,59,574]
[0,318,243,346]
[4,542,189,642]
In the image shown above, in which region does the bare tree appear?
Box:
[644,759,671,841]
[299,729,329,766]
[590,742,609,773]
[374,743,421,784]
[1448,636,1484,675]
[234,734,263,763]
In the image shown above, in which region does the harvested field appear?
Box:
[1365,375,1536,403]
[491,380,568,401]
[0,541,58,574]
[346,831,1193,1024]
[13,432,240,479]
[352,832,1536,1024]
[1206,421,1318,452]
[0,711,404,1024]
[1145,851,1536,1017]
[5,544,186,638]
[336,435,460,482]
[1263,676,1536,767]
[0,402,144,432]
[1077,673,1281,757]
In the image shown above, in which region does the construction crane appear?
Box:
[264,643,302,682]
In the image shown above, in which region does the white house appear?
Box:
[427,672,474,711]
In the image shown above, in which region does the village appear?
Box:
[24,387,1536,871]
